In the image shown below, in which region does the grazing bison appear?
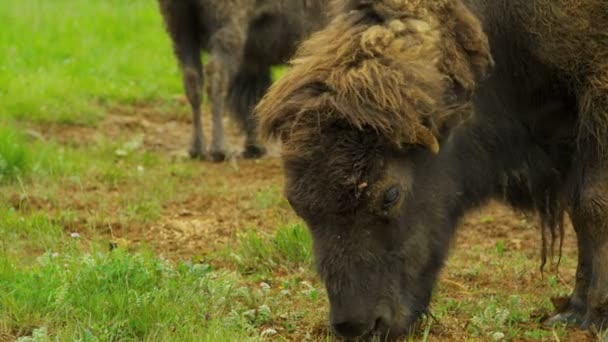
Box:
[255,0,608,339]
[157,0,327,161]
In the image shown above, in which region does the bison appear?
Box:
[255,0,608,339]
[157,0,327,161]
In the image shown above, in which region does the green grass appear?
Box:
[0,126,29,183]
[0,125,92,184]
[0,0,181,124]
[0,207,65,262]
[231,223,313,275]
[0,249,259,341]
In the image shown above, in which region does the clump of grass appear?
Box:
[468,302,511,336]
[0,207,66,262]
[0,126,29,183]
[0,249,265,341]
[463,295,561,340]
[273,223,313,265]
[231,223,313,274]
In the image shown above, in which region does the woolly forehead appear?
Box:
[256,0,493,149]
[256,0,493,210]
[282,125,400,217]
[256,12,448,156]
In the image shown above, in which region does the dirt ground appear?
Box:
[25,105,598,342]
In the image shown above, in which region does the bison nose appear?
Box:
[331,320,373,339]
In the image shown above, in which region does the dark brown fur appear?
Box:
[255,0,608,339]
[157,0,327,161]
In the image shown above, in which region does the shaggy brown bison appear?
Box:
[157,0,327,161]
[255,0,608,339]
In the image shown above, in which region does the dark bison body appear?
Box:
[256,0,608,339]
[157,0,327,161]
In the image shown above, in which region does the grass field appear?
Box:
[0,1,602,341]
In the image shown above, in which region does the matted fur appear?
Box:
[256,0,493,160]
[527,0,608,158]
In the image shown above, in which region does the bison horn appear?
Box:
[415,128,440,155]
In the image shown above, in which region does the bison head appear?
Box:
[255,0,492,339]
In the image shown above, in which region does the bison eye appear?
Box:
[382,186,400,209]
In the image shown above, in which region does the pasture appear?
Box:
[0,1,596,341]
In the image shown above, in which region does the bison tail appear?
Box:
[227,66,272,134]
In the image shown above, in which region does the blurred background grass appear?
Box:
[0,0,181,125]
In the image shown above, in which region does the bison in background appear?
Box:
[255,0,608,339]
[157,0,327,162]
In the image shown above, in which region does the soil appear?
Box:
[21,105,595,342]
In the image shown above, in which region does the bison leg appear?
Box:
[205,56,229,162]
[570,169,608,331]
[161,2,206,160]
[226,64,270,159]
[184,62,207,160]
[205,26,245,163]
[574,73,608,331]
[545,217,592,326]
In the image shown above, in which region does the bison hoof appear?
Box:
[544,295,588,328]
[189,148,209,161]
[210,149,227,163]
[242,144,266,159]
[579,311,608,332]
[544,311,586,327]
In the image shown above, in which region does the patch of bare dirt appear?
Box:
[141,158,286,259]
[29,103,281,157]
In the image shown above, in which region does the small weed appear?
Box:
[16,326,49,342]
[548,275,559,288]
[468,302,511,336]
[254,185,282,210]
[273,223,313,266]
[522,328,556,340]
[233,230,274,273]
[0,126,29,183]
[480,215,494,223]
[495,240,505,258]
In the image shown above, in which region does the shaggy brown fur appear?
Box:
[158,0,327,161]
[257,0,493,160]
